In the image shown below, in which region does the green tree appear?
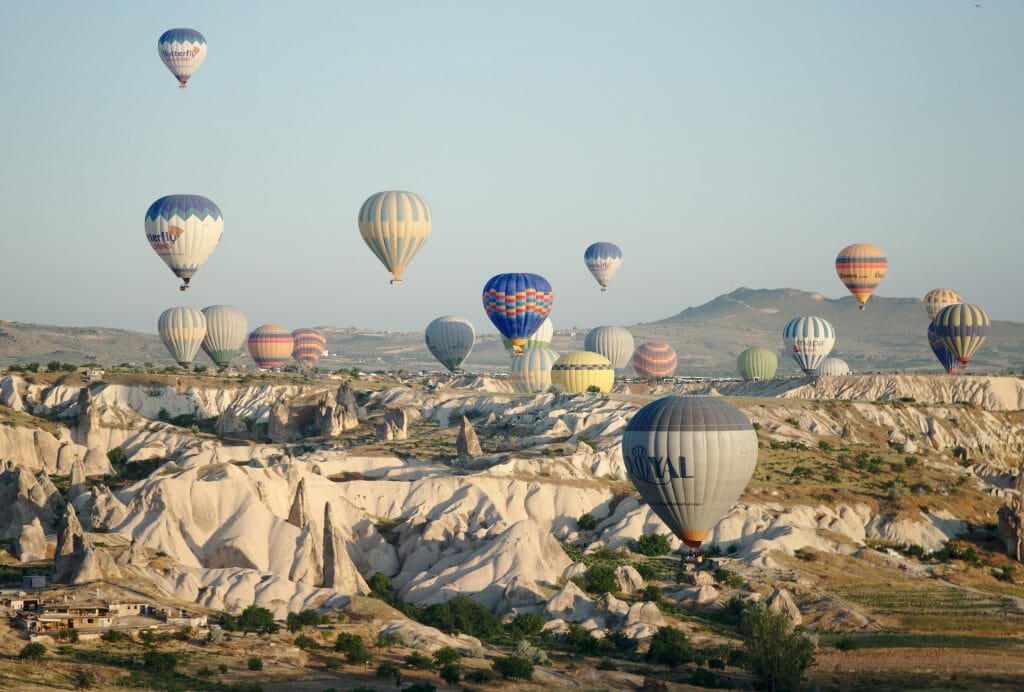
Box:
[286,608,327,632]
[73,669,96,689]
[25,362,40,373]
[564,624,600,654]
[601,628,637,655]
[367,572,392,598]
[106,447,127,467]
[741,602,815,691]
[237,604,279,634]
[294,634,319,650]
[420,595,502,639]
[432,646,461,666]
[335,632,372,663]
[492,655,534,680]
[440,662,462,684]
[635,533,672,556]
[577,513,598,531]
[142,650,178,674]
[375,660,399,678]
[46,361,62,372]
[585,564,617,593]
[510,611,545,639]
[405,652,434,669]
[19,642,46,660]
[646,626,693,666]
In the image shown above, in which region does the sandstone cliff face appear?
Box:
[997,466,1024,563]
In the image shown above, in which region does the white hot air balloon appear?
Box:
[158,306,206,369]
[425,316,475,373]
[358,191,432,284]
[816,356,850,377]
[782,315,836,375]
[157,28,207,88]
[145,195,223,291]
[201,305,247,368]
[510,348,560,394]
[584,326,635,370]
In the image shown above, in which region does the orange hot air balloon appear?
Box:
[247,325,293,369]
[291,328,327,368]
[835,243,888,309]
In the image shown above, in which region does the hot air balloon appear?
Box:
[927,320,958,375]
[247,325,293,369]
[835,243,888,309]
[817,357,850,376]
[482,273,553,355]
[425,316,475,373]
[924,288,963,321]
[201,305,247,368]
[145,195,223,291]
[158,28,207,88]
[292,329,327,369]
[633,342,678,380]
[502,317,553,354]
[551,351,615,393]
[736,347,778,381]
[932,304,989,367]
[584,242,623,292]
[622,396,758,550]
[782,316,835,375]
[358,191,431,284]
[510,348,560,394]
[157,306,206,369]
[585,326,635,370]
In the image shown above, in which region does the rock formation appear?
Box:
[268,399,301,443]
[52,502,88,583]
[769,587,803,625]
[214,408,248,436]
[14,518,47,562]
[0,467,64,538]
[376,408,409,441]
[321,502,370,594]
[456,415,483,459]
[0,375,24,411]
[997,466,1024,563]
[614,565,645,594]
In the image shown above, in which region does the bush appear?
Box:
[405,652,434,670]
[440,662,461,684]
[420,595,502,639]
[294,634,319,650]
[642,584,663,602]
[564,624,600,655]
[143,650,178,674]
[286,609,327,632]
[586,385,602,393]
[376,660,399,678]
[107,447,127,467]
[596,658,618,670]
[218,663,228,674]
[73,669,96,689]
[46,361,62,373]
[585,564,618,593]
[784,417,800,428]
[376,631,404,648]
[18,642,46,660]
[601,628,637,654]
[401,684,436,692]
[834,636,856,651]
[367,572,392,598]
[817,440,834,452]
[741,603,815,691]
[510,611,545,639]
[635,533,672,557]
[714,567,745,589]
[432,646,461,666]
[996,565,1017,583]
[247,656,263,671]
[691,667,717,687]
[514,639,549,665]
[577,513,598,531]
[492,655,534,680]
[465,669,495,683]
[646,626,692,666]
[195,666,215,678]
[237,604,279,634]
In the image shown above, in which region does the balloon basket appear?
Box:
[390,278,403,285]
[179,285,189,292]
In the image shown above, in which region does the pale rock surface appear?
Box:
[72,485,128,531]
[0,467,64,538]
[214,407,249,436]
[52,502,88,583]
[321,502,370,595]
[496,575,547,614]
[614,565,645,594]
[456,416,482,458]
[116,538,149,567]
[769,588,802,625]
[595,593,630,622]
[377,619,484,656]
[562,562,588,581]
[313,386,359,437]
[268,399,301,443]
[625,601,665,627]
[15,518,47,562]
[544,580,594,622]
[0,375,24,411]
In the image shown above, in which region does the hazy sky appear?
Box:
[1,1,1021,334]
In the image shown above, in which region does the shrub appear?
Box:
[564,624,600,655]
[73,669,96,689]
[405,652,434,670]
[713,567,745,589]
[19,642,46,660]
[586,385,602,393]
[794,547,817,562]
[286,609,327,632]
[492,655,534,680]
[585,564,618,594]
[635,533,672,556]
[143,650,178,674]
[596,659,618,670]
[440,662,462,684]
[996,565,1017,583]
[708,656,726,670]
[817,440,834,452]
[46,361,62,373]
[646,626,692,666]
[218,663,228,674]
[432,646,461,666]
[784,417,800,428]
[510,611,545,639]
[691,667,717,688]
[601,628,637,654]
[376,631,404,648]
[195,666,215,678]
[577,513,598,531]
[834,636,856,651]
[401,684,436,692]
[294,634,319,650]
[791,466,814,479]
[247,656,263,671]
[465,669,495,683]
[367,572,392,598]
[741,603,815,691]
[237,604,279,634]
[375,660,399,678]
[107,447,127,467]
[420,595,502,639]
[634,561,659,580]
[642,584,663,602]
[514,639,549,665]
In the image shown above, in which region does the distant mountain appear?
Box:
[2,288,1021,376]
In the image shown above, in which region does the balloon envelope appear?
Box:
[924,288,963,321]
[482,273,553,354]
[510,348,560,393]
[584,242,623,291]
[158,28,207,88]
[835,243,887,309]
[247,325,293,369]
[292,329,327,368]
[201,305,247,368]
[585,326,635,370]
[817,357,850,376]
[551,351,614,393]
[927,320,958,375]
[502,317,553,354]
[782,315,836,375]
[158,306,206,369]
[358,191,432,284]
[633,342,678,379]
[425,316,475,373]
[622,396,758,549]
[145,195,223,291]
[932,304,989,366]
[736,347,778,381]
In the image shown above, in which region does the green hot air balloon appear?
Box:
[201,305,247,368]
[736,347,778,381]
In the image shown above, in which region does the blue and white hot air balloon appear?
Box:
[157,29,207,88]
[482,273,553,355]
[782,316,836,375]
[145,195,223,291]
[584,242,623,292]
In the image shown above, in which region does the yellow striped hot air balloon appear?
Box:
[157,306,206,369]
[632,342,678,380]
[292,329,327,368]
[247,325,293,369]
[932,304,990,367]
[551,351,615,393]
[835,243,888,309]
[924,288,962,321]
[358,191,432,285]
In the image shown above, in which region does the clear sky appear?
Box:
[1,1,1020,334]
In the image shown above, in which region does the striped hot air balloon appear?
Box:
[932,304,989,367]
[247,325,293,369]
[835,243,888,309]
[817,357,850,377]
[924,288,963,321]
[157,306,206,369]
[736,346,778,381]
[292,329,327,368]
[585,326,635,370]
[510,348,560,393]
[158,28,207,88]
[482,273,553,355]
[425,316,475,373]
[502,317,553,354]
[358,191,432,285]
[584,242,623,291]
[632,342,678,380]
[782,316,836,375]
[927,320,958,375]
[145,195,223,291]
[551,351,615,393]
[201,305,247,368]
